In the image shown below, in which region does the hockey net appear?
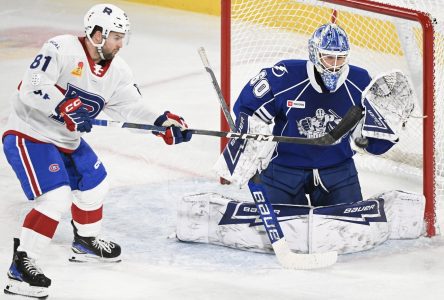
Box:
[221,0,444,236]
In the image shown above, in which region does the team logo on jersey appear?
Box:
[297,108,342,140]
[71,62,84,77]
[272,63,288,77]
[49,164,60,172]
[50,83,106,124]
[93,64,103,76]
[287,100,305,109]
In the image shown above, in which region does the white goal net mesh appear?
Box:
[228,0,444,234]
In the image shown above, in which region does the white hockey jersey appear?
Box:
[4,35,156,151]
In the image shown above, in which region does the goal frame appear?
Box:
[220,0,437,236]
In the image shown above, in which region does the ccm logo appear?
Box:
[49,164,60,172]
[65,98,82,113]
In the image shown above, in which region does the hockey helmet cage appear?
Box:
[308,23,350,91]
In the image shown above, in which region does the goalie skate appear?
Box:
[4,238,50,299]
[69,221,122,263]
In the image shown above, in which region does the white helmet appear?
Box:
[84,4,130,59]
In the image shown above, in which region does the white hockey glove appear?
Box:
[359,70,415,143]
[214,112,276,188]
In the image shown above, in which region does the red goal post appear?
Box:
[220,0,443,236]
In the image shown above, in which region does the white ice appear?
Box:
[0,1,443,299]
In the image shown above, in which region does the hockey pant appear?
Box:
[3,135,108,258]
[260,158,362,206]
[176,190,425,255]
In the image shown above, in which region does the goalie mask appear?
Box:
[84,3,131,60]
[309,23,350,91]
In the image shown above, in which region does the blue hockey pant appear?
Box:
[260,158,362,206]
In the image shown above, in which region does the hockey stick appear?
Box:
[198,47,339,269]
[198,47,236,130]
[91,105,362,146]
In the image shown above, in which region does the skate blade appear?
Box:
[69,253,122,263]
[4,278,49,299]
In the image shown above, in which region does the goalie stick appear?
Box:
[198,47,236,130]
[91,105,362,145]
[198,47,339,269]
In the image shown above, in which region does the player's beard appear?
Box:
[101,48,119,60]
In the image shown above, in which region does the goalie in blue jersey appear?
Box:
[178,23,422,258]
[216,23,414,207]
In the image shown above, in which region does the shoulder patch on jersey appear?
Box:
[272,63,288,77]
[71,61,84,77]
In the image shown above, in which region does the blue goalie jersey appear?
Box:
[233,60,394,169]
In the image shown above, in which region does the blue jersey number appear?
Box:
[30,55,52,72]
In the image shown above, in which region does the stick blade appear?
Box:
[272,239,337,270]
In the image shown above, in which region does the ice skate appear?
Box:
[69,221,121,263]
[4,238,51,299]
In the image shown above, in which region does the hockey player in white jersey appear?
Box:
[3,3,191,298]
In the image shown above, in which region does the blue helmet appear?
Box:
[308,23,350,91]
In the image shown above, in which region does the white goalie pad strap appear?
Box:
[361,70,415,142]
[214,114,276,188]
[177,190,425,254]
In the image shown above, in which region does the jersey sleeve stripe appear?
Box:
[254,108,272,123]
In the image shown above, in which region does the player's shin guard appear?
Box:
[19,186,72,258]
[4,238,51,299]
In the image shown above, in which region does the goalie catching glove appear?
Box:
[153,111,192,145]
[214,112,276,187]
[353,70,415,145]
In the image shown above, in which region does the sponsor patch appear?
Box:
[71,61,84,77]
[287,100,306,108]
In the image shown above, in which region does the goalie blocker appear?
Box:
[176,190,425,254]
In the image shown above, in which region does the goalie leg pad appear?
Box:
[177,194,389,254]
[177,193,273,253]
[177,190,425,254]
[376,190,425,239]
